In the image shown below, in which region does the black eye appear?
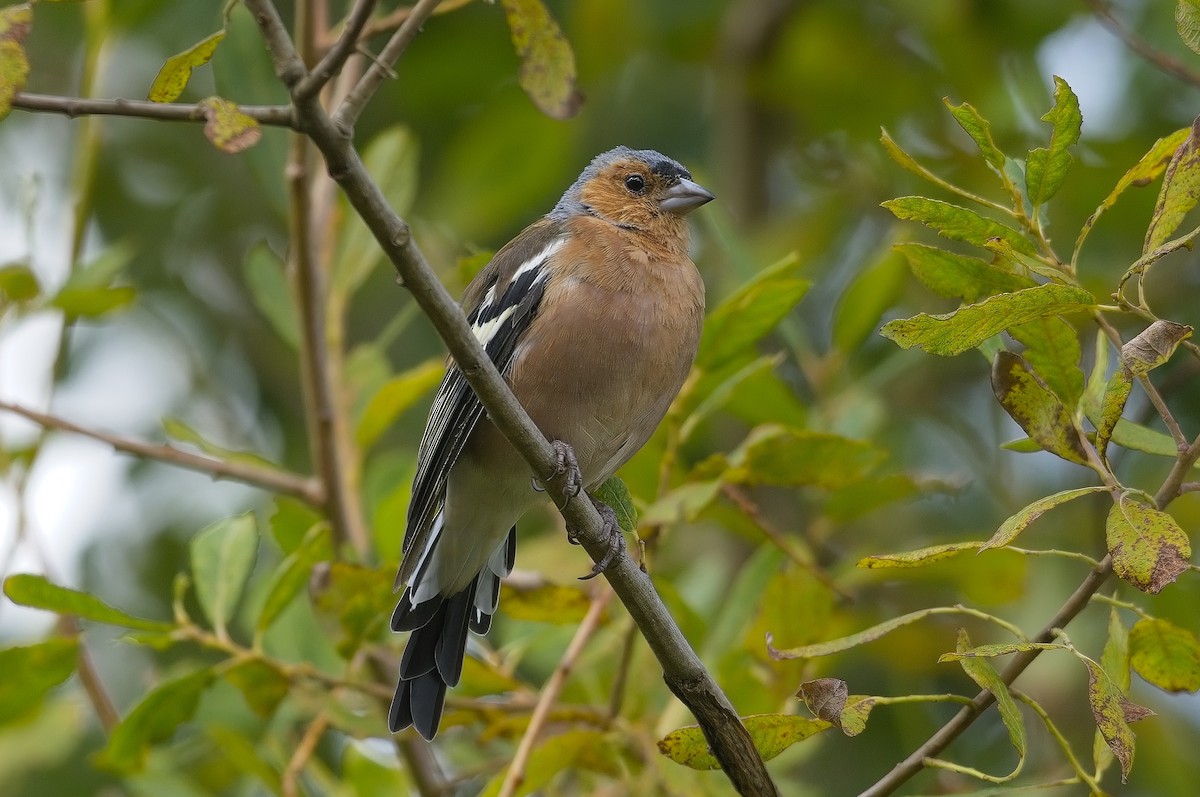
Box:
[624,174,646,193]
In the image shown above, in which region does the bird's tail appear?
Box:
[389,521,516,739]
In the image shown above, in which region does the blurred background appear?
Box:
[2,0,1199,795]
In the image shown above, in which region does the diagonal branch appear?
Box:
[241,1,778,793]
[297,0,379,99]
[1085,0,1200,90]
[10,92,297,126]
[0,401,324,505]
[334,0,444,129]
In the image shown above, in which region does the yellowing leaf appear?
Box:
[895,243,1034,303]
[1025,76,1081,205]
[1094,608,1131,779]
[797,678,876,737]
[1106,495,1192,594]
[657,714,830,770]
[1085,657,1154,783]
[1145,116,1200,252]
[148,30,225,103]
[954,629,1026,770]
[857,541,984,568]
[0,262,39,301]
[1009,315,1084,408]
[0,38,28,122]
[981,487,1106,551]
[725,424,884,490]
[500,582,595,625]
[882,196,1037,255]
[356,359,444,450]
[1179,0,1200,56]
[0,4,33,43]
[1129,617,1200,693]
[769,606,980,660]
[1121,319,1193,376]
[481,730,618,796]
[499,0,582,120]
[199,96,261,153]
[991,350,1090,466]
[881,284,1094,356]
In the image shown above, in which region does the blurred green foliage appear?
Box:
[2,1,1200,796]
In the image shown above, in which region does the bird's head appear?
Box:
[552,147,714,233]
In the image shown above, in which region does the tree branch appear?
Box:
[241,2,778,792]
[0,401,324,505]
[10,92,296,127]
[334,0,444,129]
[1085,0,1200,90]
[297,0,379,99]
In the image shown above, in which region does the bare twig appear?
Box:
[497,588,614,797]
[10,92,296,127]
[298,0,379,98]
[241,2,778,792]
[1086,0,1200,90]
[282,711,330,797]
[334,0,444,129]
[0,401,324,505]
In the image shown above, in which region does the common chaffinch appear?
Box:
[389,146,715,739]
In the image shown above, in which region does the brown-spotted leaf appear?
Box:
[0,38,29,122]
[938,641,1067,662]
[770,607,960,659]
[657,714,830,770]
[1085,657,1155,783]
[1009,315,1084,409]
[1094,607,1131,778]
[1145,116,1200,252]
[857,541,984,568]
[148,30,225,103]
[1096,364,1133,465]
[981,486,1106,551]
[1106,495,1192,594]
[992,350,1090,465]
[1120,320,1193,376]
[955,629,1026,763]
[882,196,1037,256]
[882,284,1093,356]
[499,0,582,120]
[1129,617,1200,693]
[796,679,876,737]
[894,243,1035,302]
[198,96,261,154]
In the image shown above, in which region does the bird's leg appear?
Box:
[531,439,583,508]
[568,494,626,580]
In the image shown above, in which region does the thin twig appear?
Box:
[497,588,614,797]
[243,3,778,791]
[334,0,444,129]
[282,711,330,797]
[298,0,378,98]
[10,92,296,126]
[607,621,639,719]
[0,401,324,505]
[1085,0,1200,90]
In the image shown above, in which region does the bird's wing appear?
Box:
[397,218,568,588]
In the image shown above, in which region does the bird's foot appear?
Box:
[567,495,626,581]
[531,440,583,508]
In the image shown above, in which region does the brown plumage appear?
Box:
[389,147,713,740]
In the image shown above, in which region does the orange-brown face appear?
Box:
[577,157,713,232]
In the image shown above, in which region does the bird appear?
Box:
[388,146,714,740]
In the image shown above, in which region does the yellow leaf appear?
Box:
[658,714,830,770]
[0,38,28,122]
[499,0,582,119]
[148,31,225,103]
[199,96,262,154]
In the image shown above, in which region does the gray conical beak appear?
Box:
[659,178,715,215]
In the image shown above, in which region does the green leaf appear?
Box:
[1008,315,1084,409]
[198,95,261,154]
[1178,0,1200,55]
[592,476,637,535]
[857,541,984,568]
[3,574,172,632]
[311,562,395,657]
[770,607,969,660]
[698,253,809,370]
[1025,76,1081,206]
[725,424,884,490]
[97,668,216,774]
[244,242,299,348]
[1106,495,1192,594]
[500,582,595,625]
[343,743,409,796]
[881,284,1093,356]
[0,262,39,302]
[190,513,258,636]
[499,0,582,120]
[481,729,619,796]
[62,243,135,290]
[639,479,722,526]
[1076,127,1190,258]
[938,642,1068,661]
[881,196,1037,256]
[333,126,419,297]
[980,487,1106,552]
[355,358,443,450]
[679,354,782,442]
[991,350,1090,465]
[163,417,280,470]
[0,638,78,725]
[657,714,830,770]
[50,285,136,318]
[895,243,1034,303]
[944,99,1007,172]
[1145,116,1200,252]
[954,629,1026,765]
[148,30,226,103]
[833,245,907,353]
[1129,617,1200,693]
[256,523,332,632]
[270,497,323,555]
[223,658,290,718]
[0,39,29,123]
[1084,657,1154,784]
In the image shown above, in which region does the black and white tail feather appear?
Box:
[389,223,566,740]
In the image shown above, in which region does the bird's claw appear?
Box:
[532,440,583,509]
[570,496,625,581]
